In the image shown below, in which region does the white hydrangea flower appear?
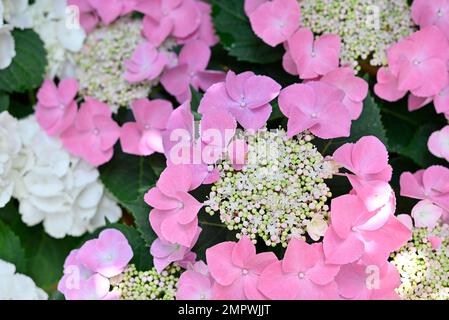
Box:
[28,0,85,78]
[0,111,21,207]
[12,116,122,239]
[0,259,48,300]
[1,0,33,29]
[0,1,15,70]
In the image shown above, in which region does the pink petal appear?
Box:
[323,227,365,265]
[206,242,241,286]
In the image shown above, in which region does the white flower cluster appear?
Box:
[299,0,415,69]
[391,222,449,300]
[75,17,162,112]
[10,115,121,239]
[0,112,21,207]
[206,129,335,247]
[0,259,47,300]
[0,0,32,69]
[28,0,85,78]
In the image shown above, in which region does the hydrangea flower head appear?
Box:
[161,39,225,102]
[61,97,120,166]
[145,165,203,247]
[120,98,173,156]
[391,221,449,299]
[428,126,449,162]
[75,17,155,111]
[136,0,201,46]
[258,238,339,300]
[412,0,449,39]
[287,28,341,80]
[247,0,301,47]
[36,78,79,136]
[199,71,281,130]
[0,111,21,208]
[278,81,351,139]
[77,229,133,278]
[206,236,277,299]
[299,0,414,69]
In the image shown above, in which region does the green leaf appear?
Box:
[0,219,27,274]
[190,86,203,120]
[379,98,445,167]
[0,92,10,112]
[210,0,284,64]
[99,148,158,246]
[316,92,388,155]
[0,203,81,292]
[0,29,47,93]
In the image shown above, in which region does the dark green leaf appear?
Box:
[0,29,47,93]
[99,148,158,246]
[0,92,10,112]
[210,0,284,64]
[0,219,27,274]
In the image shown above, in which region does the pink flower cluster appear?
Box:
[373,2,449,166]
[36,79,120,166]
[36,79,183,164]
[145,79,410,298]
[173,135,410,299]
[123,0,225,103]
[400,165,449,226]
[58,229,133,300]
[244,0,368,139]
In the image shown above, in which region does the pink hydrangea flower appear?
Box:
[161,40,225,103]
[77,229,133,278]
[137,0,201,46]
[124,42,168,84]
[412,0,449,39]
[428,236,443,250]
[428,125,449,162]
[176,261,214,300]
[150,228,200,273]
[288,28,341,80]
[321,67,368,120]
[87,0,136,25]
[335,262,401,300]
[411,200,443,229]
[58,229,133,300]
[206,236,277,300]
[61,97,120,166]
[434,82,449,115]
[385,26,449,98]
[400,166,449,212]
[278,81,351,139]
[68,0,100,33]
[258,239,340,300]
[145,165,202,247]
[248,0,301,47]
[323,193,411,266]
[244,0,269,15]
[333,136,392,182]
[176,1,218,46]
[120,98,173,156]
[199,71,281,130]
[374,67,407,102]
[35,78,78,136]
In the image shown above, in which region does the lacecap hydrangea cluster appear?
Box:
[205,129,335,246]
[299,0,415,68]
[392,222,449,300]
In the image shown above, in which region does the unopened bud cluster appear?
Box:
[75,17,154,111]
[391,223,449,300]
[111,264,181,300]
[205,129,335,247]
[299,0,415,69]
